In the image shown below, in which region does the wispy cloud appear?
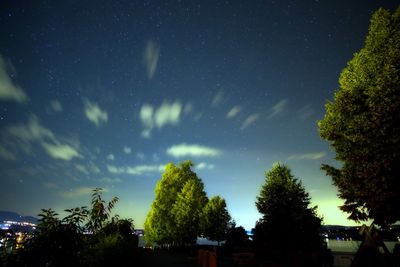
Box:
[143,40,160,80]
[155,101,181,128]
[107,154,115,161]
[50,99,63,112]
[0,55,28,103]
[84,100,108,126]
[61,187,105,198]
[5,115,81,161]
[75,162,100,175]
[139,100,182,138]
[100,177,121,183]
[297,105,314,121]
[166,143,221,158]
[211,90,224,107]
[226,106,242,119]
[7,115,54,142]
[75,164,89,175]
[0,144,16,160]
[184,103,193,115]
[123,146,131,154]
[267,99,288,119]
[193,112,203,121]
[241,113,259,130]
[288,152,326,161]
[196,162,215,170]
[41,142,80,161]
[107,164,122,174]
[136,152,145,160]
[107,164,165,176]
[43,182,59,189]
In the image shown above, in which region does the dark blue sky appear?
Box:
[0,0,398,229]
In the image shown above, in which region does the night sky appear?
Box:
[0,0,398,230]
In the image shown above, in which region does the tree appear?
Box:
[253,163,323,249]
[200,196,231,246]
[87,188,119,233]
[318,7,400,226]
[3,188,136,267]
[225,225,250,251]
[145,160,208,246]
[173,178,208,245]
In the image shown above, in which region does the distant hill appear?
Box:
[0,210,39,224]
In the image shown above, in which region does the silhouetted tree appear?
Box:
[225,225,250,251]
[318,7,400,227]
[200,196,231,246]
[9,208,85,266]
[254,163,323,250]
[2,189,136,267]
[86,188,119,233]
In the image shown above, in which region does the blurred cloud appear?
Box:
[139,100,182,138]
[100,177,121,183]
[107,164,165,176]
[196,162,215,170]
[50,99,63,112]
[211,90,224,107]
[123,146,132,154]
[61,187,106,198]
[41,142,80,161]
[184,103,193,115]
[84,99,108,126]
[288,152,326,160]
[75,164,89,175]
[240,113,259,130]
[267,99,288,119]
[143,40,160,80]
[166,143,221,158]
[75,162,100,175]
[0,144,16,160]
[107,154,115,161]
[5,115,81,161]
[0,55,28,103]
[136,152,145,160]
[226,106,242,119]
[297,105,315,121]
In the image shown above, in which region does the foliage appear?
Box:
[8,208,85,266]
[318,7,400,226]
[86,218,137,267]
[225,225,250,251]
[145,160,209,246]
[172,178,208,245]
[86,187,119,233]
[2,188,136,267]
[253,163,323,249]
[200,196,231,245]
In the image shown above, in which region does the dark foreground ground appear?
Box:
[137,249,236,267]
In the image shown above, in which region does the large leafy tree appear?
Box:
[145,160,208,246]
[254,163,322,249]
[200,196,231,246]
[173,178,208,245]
[318,7,400,226]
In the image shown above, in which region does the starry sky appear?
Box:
[0,0,398,230]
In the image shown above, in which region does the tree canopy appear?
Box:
[318,7,400,226]
[254,163,323,249]
[144,160,208,246]
[200,196,231,245]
